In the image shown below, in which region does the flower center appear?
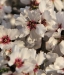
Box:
[61,30,64,37]
[55,30,64,44]
[0,48,2,52]
[41,19,47,26]
[58,24,62,29]
[27,21,39,30]
[55,24,62,32]
[30,0,39,9]
[33,65,39,72]
[14,58,24,68]
[1,35,10,44]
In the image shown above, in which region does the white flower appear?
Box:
[22,51,46,73]
[46,57,64,73]
[15,10,46,38]
[8,46,37,73]
[2,43,15,56]
[0,27,19,49]
[46,37,58,50]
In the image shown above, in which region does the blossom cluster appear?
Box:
[0,0,64,75]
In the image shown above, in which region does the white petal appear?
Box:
[15,14,27,26]
[54,0,63,11]
[36,51,46,65]
[59,41,64,55]
[54,57,64,69]
[28,49,36,59]
[0,28,7,38]
[20,48,30,61]
[37,69,43,75]
[56,11,63,24]
[42,10,52,21]
[7,29,19,40]
[35,24,46,37]
[19,27,30,38]
[26,10,41,22]
[30,29,41,40]
[57,69,64,74]
[45,31,54,38]
[39,0,46,13]
[52,30,61,38]
[45,65,55,73]
[46,37,58,50]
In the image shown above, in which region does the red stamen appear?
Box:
[31,0,39,6]
[14,58,24,68]
[27,20,38,30]
[1,35,10,44]
[41,19,47,26]
[55,24,62,32]
[33,65,39,72]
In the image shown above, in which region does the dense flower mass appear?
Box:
[0,0,64,75]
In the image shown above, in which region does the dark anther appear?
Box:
[9,64,16,72]
[0,48,2,52]
[5,56,10,61]
[11,40,15,42]
[61,30,64,36]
